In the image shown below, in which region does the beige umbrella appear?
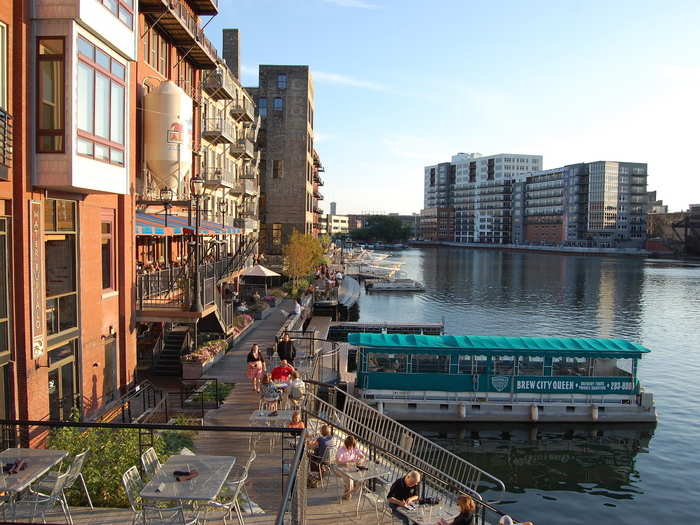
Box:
[242,265,281,277]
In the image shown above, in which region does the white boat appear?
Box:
[366,279,425,292]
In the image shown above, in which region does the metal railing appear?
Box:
[232,178,258,196]
[202,164,236,186]
[230,96,255,121]
[303,380,506,504]
[202,117,236,141]
[169,0,217,60]
[203,65,236,99]
[0,108,12,174]
[230,138,254,158]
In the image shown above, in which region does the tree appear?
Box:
[349,216,411,243]
[283,231,325,289]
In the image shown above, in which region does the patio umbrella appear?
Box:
[241,265,281,294]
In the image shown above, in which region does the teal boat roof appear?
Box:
[348,333,650,359]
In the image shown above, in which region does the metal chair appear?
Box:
[11,471,72,524]
[141,447,161,479]
[33,449,93,518]
[197,470,249,525]
[122,466,198,525]
[362,481,397,525]
[314,443,337,489]
[226,450,256,516]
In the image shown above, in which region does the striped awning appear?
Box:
[135,212,189,236]
[163,214,241,235]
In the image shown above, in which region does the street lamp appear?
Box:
[160,187,174,268]
[219,200,228,228]
[190,176,205,313]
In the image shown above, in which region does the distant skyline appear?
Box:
[205,0,700,214]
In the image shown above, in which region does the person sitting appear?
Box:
[387,471,421,525]
[437,495,476,525]
[260,374,281,410]
[288,411,305,429]
[288,371,306,407]
[308,424,334,472]
[271,360,294,382]
[498,515,534,525]
[336,436,366,500]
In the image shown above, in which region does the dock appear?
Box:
[329,321,444,340]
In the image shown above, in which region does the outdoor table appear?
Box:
[140,454,236,503]
[249,409,295,425]
[395,501,459,525]
[335,462,392,516]
[0,448,68,495]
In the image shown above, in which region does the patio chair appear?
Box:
[141,447,161,479]
[123,466,198,525]
[198,470,249,525]
[313,444,337,490]
[32,449,93,515]
[11,471,71,524]
[225,450,256,516]
[361,480,397,525]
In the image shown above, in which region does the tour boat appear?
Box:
[365,279,425,292]
[350,333,656,423]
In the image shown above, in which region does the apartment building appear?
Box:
[512,161,648,248]
[0,0,141,421]
[246,64,322,257]
[424,153,543,244]
[420,208,455,241]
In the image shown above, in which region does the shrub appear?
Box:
[181,339,228,363]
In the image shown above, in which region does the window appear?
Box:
[273,160,284,179]
[273,97,283,111]
[48,338,78,421]
[258,98,267,117]
[0,219,9,358]
[0,23,6,109]
[552,356,589,376]
[37,38,65,153]
[493,356,514,375]
[101,216,115,291]
[277,74,287,89]
[366,353,408,373]
[272,223,282,246]
[45,199,78,339]
[77,37,126,166]
[411,354,449,374]
[517,356,544,376]
[99,0,133,28]
[144,24,168,77]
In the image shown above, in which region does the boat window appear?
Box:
[493,356,515,375]
[614,358,633,377]
[458,355,488,374]
[552,356,589,376]
[517,356,544,376]
[411,354,449,374]
[592,358,630,377]
[366,353,408,373]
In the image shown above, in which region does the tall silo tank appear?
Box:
[143,81,193,194]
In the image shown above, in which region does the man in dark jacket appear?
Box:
[277,333,296,365]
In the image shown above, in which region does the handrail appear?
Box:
[274,428,307,525]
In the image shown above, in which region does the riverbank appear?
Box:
[409,239,650,257]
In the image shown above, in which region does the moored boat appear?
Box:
[350,333,657,423]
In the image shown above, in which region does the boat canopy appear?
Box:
[348,333,650,359]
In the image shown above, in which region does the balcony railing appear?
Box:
[0,109,12,179]
[231,178,257,196]
[240,162,257,179]
[203,66,236,99]
[230,96,255,122]
[313,191,324,200]
[189,0,218,16]
[201,118,236,144]
[201,164,235,187]
[233,217,259,232]
[140,0,217,69]
[230,138,255,159]
[313,173,324,186]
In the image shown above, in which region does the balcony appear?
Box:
[201,118,236,144]
[230,97,255,122]
[230,138,255,159]
[314,190,324,200]
[203,66,236,99]
[139,0,217,69]
[313,207,323,215]
[233,217,259,232]
[188,0,218,15]
[201,164,235,188]
[231,178,258,196]
[0,109,12,180]
[241,162,257,179]
[313,172,324,186]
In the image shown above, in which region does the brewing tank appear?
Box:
[143,81,193,194]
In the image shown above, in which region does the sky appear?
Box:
[205,0,700,215]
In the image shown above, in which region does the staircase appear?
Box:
[152,328,189,376]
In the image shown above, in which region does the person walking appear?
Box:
[246,344,266,393]
[277,333,297,366]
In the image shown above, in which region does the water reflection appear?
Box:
[410,422,654,499]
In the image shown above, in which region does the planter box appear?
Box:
[181,348,227,379]
[253,307,273,320]
[230,321,254,342]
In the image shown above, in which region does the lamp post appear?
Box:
[190,176,204,313]
[160,187,173,268]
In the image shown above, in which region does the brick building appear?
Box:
[246,65,323,256]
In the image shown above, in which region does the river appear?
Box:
[354,247,700,524]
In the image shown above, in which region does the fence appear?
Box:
[0,419,306,524]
